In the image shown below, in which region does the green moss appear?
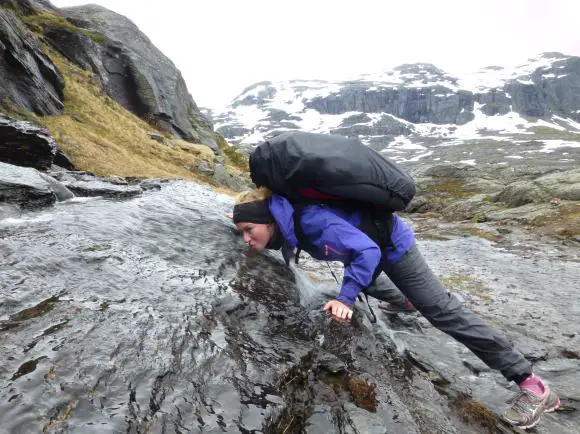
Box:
[428,179,473,197]
[22,11,105,44]
[528,126,580,140]
[439,274,491,300]
[0,96,44,123]
[462,227,500,242]
[80,244,111,252]
[469,212,488,224]
[216,132,249,172]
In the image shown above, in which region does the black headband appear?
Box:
[233,200,274,224]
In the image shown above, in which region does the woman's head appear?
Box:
[233,188,275,252]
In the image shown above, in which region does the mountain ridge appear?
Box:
[213,52,580,170]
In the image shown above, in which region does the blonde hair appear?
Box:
[234,187,272,205]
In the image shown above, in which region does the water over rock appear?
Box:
[3,181,564,433]
[0,161,57,209]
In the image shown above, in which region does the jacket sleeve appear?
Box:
[301,209,381,305]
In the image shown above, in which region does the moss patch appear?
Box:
[531,202,580,237]
[452,393,500,431]
[528,126,580,140]
[21,11,104,43]
[216,133,249,172]
[426,179,476,198]
[461,227,501,242]
[438,274,491,301]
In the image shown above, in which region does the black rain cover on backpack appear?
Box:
[249,131,415,211]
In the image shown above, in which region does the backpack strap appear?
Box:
[292,203,316,264]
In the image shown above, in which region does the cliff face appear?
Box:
[0,5,64,115]
[53,4,217,151]
[0,0,250,193]
[0,0,217,151]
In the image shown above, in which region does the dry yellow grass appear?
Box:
[40,49,217,182]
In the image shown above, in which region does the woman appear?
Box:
[231,187,559,429]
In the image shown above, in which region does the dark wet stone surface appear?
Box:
[0,181,577,433]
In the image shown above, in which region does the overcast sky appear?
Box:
[50,0,580,110]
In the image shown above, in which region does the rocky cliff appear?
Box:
[0,2,64,115]
[0,0,250,196]
[0,0,216,150]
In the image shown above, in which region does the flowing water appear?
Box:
[1,181,578,433]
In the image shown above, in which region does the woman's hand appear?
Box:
[323,300,353,321]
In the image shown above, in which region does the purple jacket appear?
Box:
[268,194,416,305]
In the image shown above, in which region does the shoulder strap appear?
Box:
[293,203,315,264]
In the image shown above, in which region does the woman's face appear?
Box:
[235,222,274,252]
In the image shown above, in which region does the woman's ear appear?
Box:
[227,213,233,220]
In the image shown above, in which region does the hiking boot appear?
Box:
[379,298,417,314]
[502,388,560,429]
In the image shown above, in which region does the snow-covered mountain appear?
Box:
[213,52,580,169]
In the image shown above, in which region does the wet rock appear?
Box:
[343,402,397,434]
[0,162,56,209]
[102,175,128,185]
[1,181,577,433]
[0,8,64,115]
[37,172,74,201]
[139,179,165,191]
[49,170,142,198]
[303,405,337,434]
[315,352,346,374]
[53,147,76,170]
[0,115,56,170]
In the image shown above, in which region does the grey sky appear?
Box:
[50,0,580,110]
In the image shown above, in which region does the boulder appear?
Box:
[0,161,56,209]
[0,115,58,170]
[494,168,580,207]
[49,170,142,199]
[535,168,580,201]
[212,164,247,192]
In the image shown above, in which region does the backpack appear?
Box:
[250,131,416,212]
[249,131,416,257]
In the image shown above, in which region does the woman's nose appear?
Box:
[242,233,251,243]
